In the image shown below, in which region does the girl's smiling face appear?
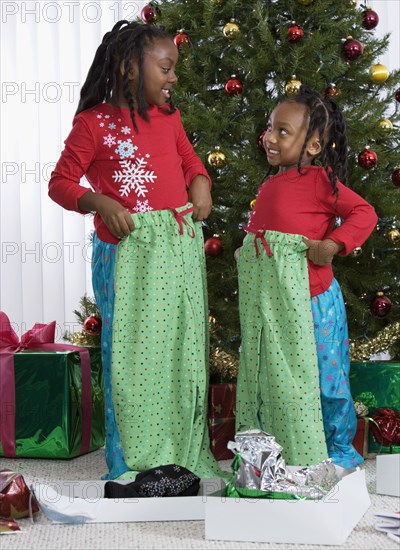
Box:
[263,101,320,173]
[128,37,179,108]
[141,38,179,106]
[116,37,179,109]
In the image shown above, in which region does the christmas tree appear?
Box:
[64,295,102,347]
[144,1,400,378]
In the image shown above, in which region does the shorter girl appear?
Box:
[236,86,378,468]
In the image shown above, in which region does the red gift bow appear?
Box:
[370,407,400,447]
[0,311,92,457]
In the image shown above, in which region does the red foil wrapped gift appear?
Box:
[0,469,39,520]
[370,408,400,447]
[208,383,236,460]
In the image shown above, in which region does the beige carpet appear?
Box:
[0,449,398,550]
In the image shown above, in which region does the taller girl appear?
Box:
[49,21,221,480]
[236,86,378,468]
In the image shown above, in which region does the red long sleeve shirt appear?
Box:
[248,166,378,297]
[48,104,211,244]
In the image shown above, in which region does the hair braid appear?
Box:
[325,98,348,186]
[76,20,129,114]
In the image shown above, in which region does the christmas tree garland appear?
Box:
[210,346,239,381]
[350,322,400,361]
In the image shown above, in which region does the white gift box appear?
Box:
[205,467,370,546]
[376,454,400,497]
[32,477,224,524]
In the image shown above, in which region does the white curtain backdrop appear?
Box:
[0,0,399,339]
[1,1,147,338]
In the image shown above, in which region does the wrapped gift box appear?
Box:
[352,418,369,458]
[376,454,400,497]
[33,477,225,523]
[205,467,370,545]
[208,384,236,460]
[0,348,104,459]
[350,361,400,455]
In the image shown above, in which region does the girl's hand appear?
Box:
[96,196,134,239]
[188,175,212,221]
[78,192,134,239]
[303,238,343,266]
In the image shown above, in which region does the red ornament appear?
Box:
[342,37,363,61]
[205,237,223,257]
[287,23,304,43]
[396,88,400,102]
[362,8,379,30]
[392,168,400,187]
[370,408,400,446]
[140,4,159,24]
[358,146,377,169]
[0,470,40,520]
[324,83,338,98]
[224,77,243,96]
[83,315,102,335]
[258,129,267,152]
[174,31,190,49]
[370,292,392,317]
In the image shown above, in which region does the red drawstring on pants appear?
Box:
[170,207,195,238]
[243,226,273,257]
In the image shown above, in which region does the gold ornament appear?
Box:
[223,19,240,39]
[210,346,239,380]
[350,322,400,361]
[297,0,314,5]
[285,75,302,95]
[386,227,400,245]
[207,146,227,168]
[349,0,357,7]
[378,118,393,136]
[370,63,389,84]
[250,199,257,209]
[351,246,362,257]
[209,315,217,333]
[211,0,224,5]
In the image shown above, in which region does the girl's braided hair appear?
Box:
[284,85,348,197]
[76,20,176,131]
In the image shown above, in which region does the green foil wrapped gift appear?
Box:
[0,312,104,458]
[349,361,400,455]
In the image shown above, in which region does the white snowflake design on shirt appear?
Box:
[113,158,156,198]
[103,133,116,148]
[133,200,153,212]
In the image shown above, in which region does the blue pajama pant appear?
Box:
[92,233,128,479]
[311,278,363,468]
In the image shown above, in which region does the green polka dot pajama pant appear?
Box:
[111,204,222,479]
[236,230,328,466]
